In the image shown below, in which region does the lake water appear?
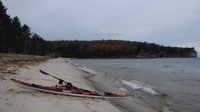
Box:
[73,58,200,112]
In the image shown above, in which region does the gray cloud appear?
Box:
[2,0,200,54]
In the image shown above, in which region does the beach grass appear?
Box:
[0,53,50,75]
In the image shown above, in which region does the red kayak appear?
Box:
[11,79,134,98]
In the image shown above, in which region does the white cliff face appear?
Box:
[183,51,197,58]
[176,42,199,57]
[187,48,198,57]
[191,52,197,57]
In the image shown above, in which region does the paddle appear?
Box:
[39,69,70,84]
[39,69,97,93]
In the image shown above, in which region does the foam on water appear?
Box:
[120,79,160,95]
[79,66,97,75]
[70,61,97,75]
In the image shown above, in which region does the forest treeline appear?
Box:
[50,40,197,58]
[0,1,50,55]
[0,1,197,58]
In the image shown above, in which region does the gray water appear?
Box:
[74,58,200,112]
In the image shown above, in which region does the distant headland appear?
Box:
[49,40,197,58]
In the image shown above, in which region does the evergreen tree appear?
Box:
[22,24,31,53]
[11,16,24,52]
[0,0,11,52]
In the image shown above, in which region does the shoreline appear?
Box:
[70,59,162,112]
[0,58,122,112]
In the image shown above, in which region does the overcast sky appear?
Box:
[2,0,200,54]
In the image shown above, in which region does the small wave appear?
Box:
[163,65,172,68]
[120,79,160,95]
[69,60,97,75]
[79,66,97,75]
[118,87,128,92]
[119,66,131,70]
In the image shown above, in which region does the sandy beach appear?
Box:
[0,58,121,112]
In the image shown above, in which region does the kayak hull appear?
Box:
[11,79,134,98]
